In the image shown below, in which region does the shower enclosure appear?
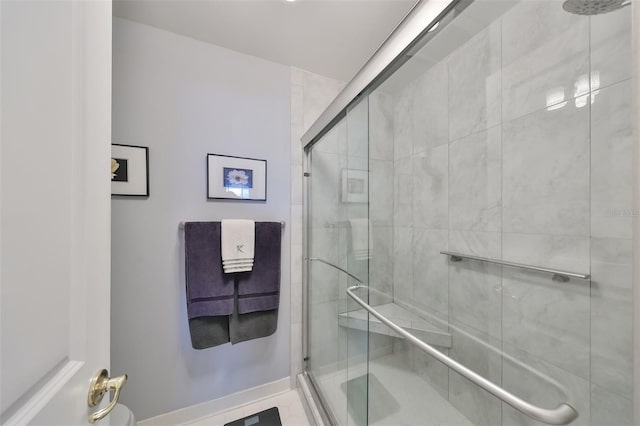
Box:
[302,0,634,425]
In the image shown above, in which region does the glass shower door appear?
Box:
[361,0,633,425]
[306,98,372,426]
[305,0,633,425]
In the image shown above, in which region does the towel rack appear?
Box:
[440,251,590,282]
[178,221,285,229]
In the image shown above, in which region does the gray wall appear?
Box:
[111,17,291,421]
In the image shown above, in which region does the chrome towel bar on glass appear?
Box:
[346,285,579,425]
[308,257,365,284]
[440,251,590,282]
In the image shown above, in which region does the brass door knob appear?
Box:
[87,369,128,423]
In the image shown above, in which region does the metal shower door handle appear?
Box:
[346,285,579,425]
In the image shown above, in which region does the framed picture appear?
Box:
[207,154,267,201]
[111,144,149,197]
[341,169,368,203]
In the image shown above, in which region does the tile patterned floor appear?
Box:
[182,389,312,426]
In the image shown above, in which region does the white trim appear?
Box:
[138,377,290,425]
[3,360,84,426]
[296,374,324,426]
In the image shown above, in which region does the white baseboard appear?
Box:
[138,377,291,425]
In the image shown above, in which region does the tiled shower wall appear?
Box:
[383,2,632,425]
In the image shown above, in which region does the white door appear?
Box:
[1,0,114,424]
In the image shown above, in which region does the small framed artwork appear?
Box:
[207,154,267,201]
[341,169,368,203]
[111,144,149,197]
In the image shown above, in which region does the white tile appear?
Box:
[412,228,449,317]
[591,238,633,396]
[302,71,344,133]
[450,323,502,383]
[308,247,339,302]
[312,116,344,154]
[448,20,501,140]
[591,81,633,239]
[590,384,633,426]
[290,279,302,325]
[449,369,501,426]
[308,300,339,369]
[393,158,413,228]
[411,344,449,400]
[291,165,303,205]
[448,231,502,339]
[291,205,303,247]
[222,408,245,423]
[291,121,304,167]
[449,126,501,232]
[501,343,591,426]
[591,6,632,89]
[393,85,413,160]
[370,160,394,226]
[413,60,448,154]
[369,90,394,161]
[502,233,590,379]
[412,145,448,229]
[309,151,341,228]
[502,103,589,236]
[346,98,369,160]
[501,0,589,121]
[370,226,393,298]
[393,227,413,304]
[502,232,590,273]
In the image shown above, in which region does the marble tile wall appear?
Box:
[383,2,633,425]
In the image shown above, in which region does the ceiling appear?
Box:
[113,0,417,82]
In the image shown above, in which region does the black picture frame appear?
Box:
[207,153,267,201]
[111,144,149,197]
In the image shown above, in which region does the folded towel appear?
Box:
[349,218,372,260]
[221,219,255,273]
[188,316,230,349]
[184,222,233,349]
[230,308,278,344]
[184,222,235,319]
[230,276,278,344]
[236,222,282,314]
[224,259,255,265]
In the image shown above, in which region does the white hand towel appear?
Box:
[221,220,255,273]
[349,218,373,260]
[223,259,254,265]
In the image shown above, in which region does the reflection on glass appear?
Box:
[546,87,567,111]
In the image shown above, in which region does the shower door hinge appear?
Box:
[303,172,310,177]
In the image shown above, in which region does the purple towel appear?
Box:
[237,222,282,314]
[184,222,234,318]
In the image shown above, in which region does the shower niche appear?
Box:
[303,0,634,425]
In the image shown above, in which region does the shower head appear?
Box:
[562,0,630,15]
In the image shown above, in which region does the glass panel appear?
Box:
[307,117,350,425]
[344,98,371,426]
[366,0,634,425]
[306,0,633,425]
[306,97,372,426]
